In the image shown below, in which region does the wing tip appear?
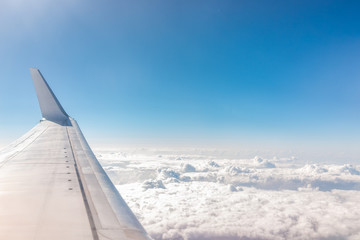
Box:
[30,68,70,125]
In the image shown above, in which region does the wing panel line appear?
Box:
[66,126,99,240]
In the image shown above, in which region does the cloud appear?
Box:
[181,163,196,173]
[142,179,165,190]
[253,156,276,168]
[96,148,360,240]
[207,160,220,168]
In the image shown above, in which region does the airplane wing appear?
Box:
[0,69,151,240]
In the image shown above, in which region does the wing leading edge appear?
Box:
[0,69,151,240]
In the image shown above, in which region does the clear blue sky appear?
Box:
[0,0,359,160]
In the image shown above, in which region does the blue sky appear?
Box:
[0,0,359,159]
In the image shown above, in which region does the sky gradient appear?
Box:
[0,0,359,161]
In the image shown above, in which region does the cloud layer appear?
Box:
[97,149,360,240]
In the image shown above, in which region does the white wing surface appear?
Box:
[0,69,151,240]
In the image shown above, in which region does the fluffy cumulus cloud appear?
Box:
[96,149,360,240]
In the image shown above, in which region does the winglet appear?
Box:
[30,68,69,125]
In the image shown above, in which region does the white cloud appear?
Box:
[253,156,276,168]
[142,179,165,190]
[181,163,196,173]
[96,148,360,240]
